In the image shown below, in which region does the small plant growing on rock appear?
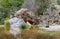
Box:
[30,24,36,29]
[30,23,39,30]
[46,25,49,28]
[20,24,29,29]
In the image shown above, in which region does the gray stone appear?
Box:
[10,17,25,36]
[21,0,36,12]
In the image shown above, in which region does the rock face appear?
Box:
[14,8,39,25]
[14,7,60,27]
[38,5,60,27]
[40,25,60,31]
[21,0,36,12]
[10,17,25,36]
[14,8,35,17]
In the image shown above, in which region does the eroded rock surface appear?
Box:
[10,17,25,36]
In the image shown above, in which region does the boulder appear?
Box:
[10,17,25,36]
[14,8,39,25]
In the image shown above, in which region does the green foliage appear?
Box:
[4,18,10,27]
[38,30,56,36]
[57,0,60,5]
[51,5,56,11]
[31,24,36,28]
[20,24,29,29]
[46,25,49,28]
[4,18,10,31]
[0,0,23,24]
[36,0,51,15]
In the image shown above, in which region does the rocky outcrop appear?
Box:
[10,17,25,36]
[14,8,39,25]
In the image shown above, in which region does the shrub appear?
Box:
[20,24,29,29]
[4,18,10,32]
[46,25,49,28]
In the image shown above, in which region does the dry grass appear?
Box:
[0,27,60,39]
[21,29,54,39]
